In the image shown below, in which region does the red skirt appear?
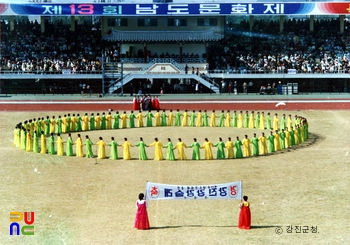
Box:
[238,206,251,229]
[134,203,150,230]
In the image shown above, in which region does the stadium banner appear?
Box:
[1,3,350,16]
[145,181,242,201]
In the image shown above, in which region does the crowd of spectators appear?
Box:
[0,19,103,74]
[209,18,350,74]
[2,17,350,75]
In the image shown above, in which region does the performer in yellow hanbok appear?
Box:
[95,113,102,130]
[258,132,268,155]
[287,114,293,130]
[26,129,33,152]
[50,116,56,134]
[14,125,20,147]
[201,138,214,160]
[225,110,231,127]
[237,111,243,128]
[210,110,217,127]
[225,137,235,159]
[56,134,64,156]
[149,138,164,160]
[122,137,133,160]
[285,127,290,148]
[167,110,174,126]
[273,113,279,131]
[75,134,84,157]
[182,110,189,126]
[40,132,47,154]
[120,111,128,129]
[196,110,203,127]
[173,138,188,160]
[154,110,161,126]
[96,137,107,159]
[136,111,144,127]
[242,135,251,157]
[248,111,255,129]
[62,115,68,133]
[71,114,77,132]
[274,130,281,151]
[106,112,112,129]
[259,112,265,130]
[82,113,89,131]
[294,127,299,145]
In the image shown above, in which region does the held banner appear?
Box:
[145,181,242,201]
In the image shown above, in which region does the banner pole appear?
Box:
[240,180,243,201]
[145,180,148,200]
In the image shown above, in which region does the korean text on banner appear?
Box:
[145,181,242,201]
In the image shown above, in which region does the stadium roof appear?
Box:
[103,28,224,42]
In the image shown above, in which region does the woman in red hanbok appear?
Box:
[133,96,140,110]
[154,96,160,110]
[238,196,251,229]
[134,193,150,230]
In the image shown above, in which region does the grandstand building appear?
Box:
[1,0,350,94]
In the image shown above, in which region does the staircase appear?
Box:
[107,59,220,94]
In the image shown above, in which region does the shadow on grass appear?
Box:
[250,225,281,229]
[150,225,280,230]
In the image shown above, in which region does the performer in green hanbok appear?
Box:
[145,110,154,127]
[66,133,74,156]
[254,112,260,129]
[89,113,95,130]
[189,138,201,160]
[175,109,181,126]
[279,129,286,149]
[218,110,225,127]
[113,111,120,129]
[109,137,120,160]
[56,115,62,134]
[48,133,55,155]
[76,114,82,132]
[135,137,148,160]
[266,112,272,130]
[33,131,39,153]
[84,135,94,158]
[101,112,107,130]
[66,114,71,132]
[214,137,225,159]
[189,110,196,127]
[280,114,286,130]
[251,133,259,156]
[44,116,50,135]
[234,137,243,158]
[202,110,209,127]
[164,138,175,161]
[243,111,249,128]
[161,110,167,126]
[129,111,136,128]
[232,111,238,127]
[267,131,275,153]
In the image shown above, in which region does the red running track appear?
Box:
[0,100,350,111]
